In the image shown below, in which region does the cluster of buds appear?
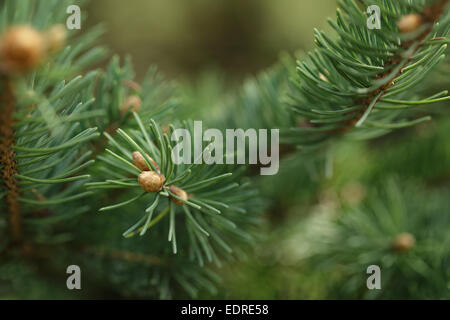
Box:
[0,24,66,74]
[133,151,189,205]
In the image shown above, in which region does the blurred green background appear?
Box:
[87,0,336,81]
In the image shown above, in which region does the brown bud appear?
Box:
[169,185,188,205]
[397,14,423,33]
[0,25,45,74]
[392,232,416,252]
[44,24,66,52]
[132,151,159,172]
[120,95,142,114]
[138,171,165,193]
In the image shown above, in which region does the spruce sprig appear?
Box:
[88,113,259,265]
[287,0,449,146]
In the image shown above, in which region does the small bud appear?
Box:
[132,151,159,172]
[169,185,188,205]
[397,14,423,33]
[319,73,328,82]
[0,25,45,74]
[44,24,66,52]
[138,171,165,193]
[120,95,142,114]
[161,125,170,135]
[392,232,416,252]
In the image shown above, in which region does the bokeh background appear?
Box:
[87,0,336,81]
[81,0,450,299]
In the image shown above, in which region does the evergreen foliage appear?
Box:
[0,0,448,299]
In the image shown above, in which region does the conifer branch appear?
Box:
[336,0,449,134]
[0,0,448,299]
[286,0,450,147]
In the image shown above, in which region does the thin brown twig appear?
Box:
[83,246,164,265]
[0,75,22,243]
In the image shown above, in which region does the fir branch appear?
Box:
[89,114,259,264]
[342,0,450,131]
[288,0,450,146]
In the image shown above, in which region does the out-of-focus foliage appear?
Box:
[87,0,337,80]
[204,117,450,299]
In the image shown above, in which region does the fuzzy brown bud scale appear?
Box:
[121,95,142,114]
[397,14,423,33]
[392,232,416,252]
[132,151,159,172]
[169,185,188,205]
[138,171,165,193]
[0,25,45,74]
